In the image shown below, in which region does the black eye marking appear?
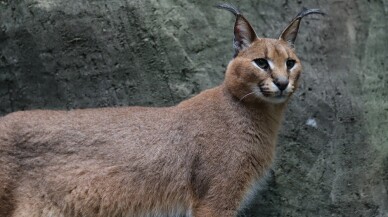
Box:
[286,59,296,70]
[253,58,269,70]
[295,73,300,80]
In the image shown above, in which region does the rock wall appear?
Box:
[0,0,387,216]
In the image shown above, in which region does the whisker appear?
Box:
[240,92,255,102]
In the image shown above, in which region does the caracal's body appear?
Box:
[0,4,323,217]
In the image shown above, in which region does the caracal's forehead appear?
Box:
[240,38,298,61]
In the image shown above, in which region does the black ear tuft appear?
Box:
[279,8,325,46]
[215,3,241,16]
[296,8,325,19]
[216,3,257,57]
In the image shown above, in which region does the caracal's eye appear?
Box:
[286,59,296,70]
[253,58,269,70]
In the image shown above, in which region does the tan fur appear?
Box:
[0,5,320,217]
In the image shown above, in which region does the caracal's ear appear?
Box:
[216,3,257,57]
[279,8,325,46]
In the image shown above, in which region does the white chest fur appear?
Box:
[238,169,272,212]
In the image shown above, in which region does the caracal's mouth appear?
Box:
[263,94,288,103]
[258,88,290,103]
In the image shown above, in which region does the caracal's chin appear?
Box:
[263,95,289,104]
[254,90,291,104]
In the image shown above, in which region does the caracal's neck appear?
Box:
[219,84,287,126]
[177,84,288,134]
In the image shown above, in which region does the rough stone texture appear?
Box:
[0,0,387,216]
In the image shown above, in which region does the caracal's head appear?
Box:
[217,4,324,104]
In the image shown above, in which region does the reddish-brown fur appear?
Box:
[0,5,322,217]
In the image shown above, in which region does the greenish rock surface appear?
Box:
[0,0,387,216]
